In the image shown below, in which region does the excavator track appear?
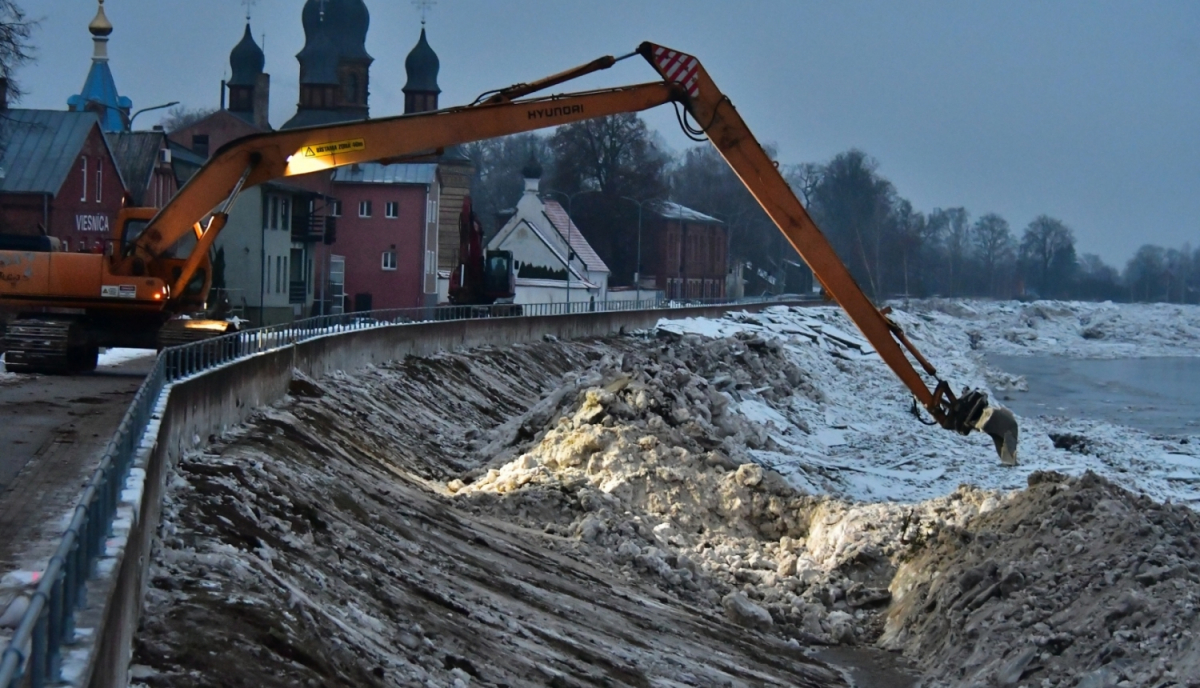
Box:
[2,318,97,375]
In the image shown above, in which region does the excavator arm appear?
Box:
[131,42,1017,461]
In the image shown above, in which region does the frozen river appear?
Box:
[990,355,1200,436]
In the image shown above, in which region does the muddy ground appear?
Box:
[132,311,1200,687]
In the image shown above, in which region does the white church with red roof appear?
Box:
[484,156,610,306]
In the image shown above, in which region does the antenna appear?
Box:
[241,0,257,22]
[412,0,436,26]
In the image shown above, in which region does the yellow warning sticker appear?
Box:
[302,138,366,158]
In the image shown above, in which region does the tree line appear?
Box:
[466,115,1197,304]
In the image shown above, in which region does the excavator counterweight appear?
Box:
[0,40,1017,460]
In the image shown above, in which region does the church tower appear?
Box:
[227,23,270,129]
[403,28,440,114]
[67,0,132,132]
[283,0,373,129]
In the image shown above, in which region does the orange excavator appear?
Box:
[0,41,1018,460]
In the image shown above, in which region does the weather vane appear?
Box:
[241,0,257,22]
[412,0,436,26]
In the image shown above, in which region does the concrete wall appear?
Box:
[87,300,804,688]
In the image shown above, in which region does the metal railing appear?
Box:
[0,295,799,687]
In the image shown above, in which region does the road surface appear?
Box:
[0,352,155,574]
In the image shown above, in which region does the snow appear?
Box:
[901,299,1200,359]
[661,303,1200,506]
[97,347,155,367]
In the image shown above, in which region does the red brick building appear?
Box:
[0,109,127,252]
[643,202,727,300]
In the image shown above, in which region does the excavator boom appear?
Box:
[8,40,1019,459]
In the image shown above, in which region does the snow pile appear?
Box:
[453,336,998,646]
[884,470,1200,687]
[654,306,1200,507]
[903,299,1200,359]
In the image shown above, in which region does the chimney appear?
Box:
[253,73,270,129]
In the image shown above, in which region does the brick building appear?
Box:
[642,202,727,300]
[0,109,126,252]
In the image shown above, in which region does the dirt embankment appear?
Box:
[132,338,846,687]
[134,317,1200,687]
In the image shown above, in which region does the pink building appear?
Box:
[328,164,437,311]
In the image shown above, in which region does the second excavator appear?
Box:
[0,41,1018,461]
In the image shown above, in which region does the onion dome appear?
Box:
[228,24,265,87]
[403,28,440,95]
[301,0,372,62]
[299,24,339,85]
[89,0,113,37]
[522,151,543,180]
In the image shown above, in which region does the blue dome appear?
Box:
[403,28,440,95]
[228,24,264,86]
[301,0,371,63]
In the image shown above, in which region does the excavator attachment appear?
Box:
[943,389,1020,465]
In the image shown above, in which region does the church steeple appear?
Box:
[284,0,372,129]
[68,0,132,132]
[227,22,270,129]
[403,28,440,114]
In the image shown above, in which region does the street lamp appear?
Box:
[620,196,663,306]
[129,101,179,130]
[541,188,602,313]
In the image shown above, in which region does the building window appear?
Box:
[330,200,342,217]
[385,201,399,219]
[381,250,397,271]
[265,255,271,293]
[280,198,290,230]
[359,200,372,218]
[276,256,284,293]
[80,157,87,201]
[192,134,209,158]
[96,166,102,203]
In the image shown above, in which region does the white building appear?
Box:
[485,160,609,306]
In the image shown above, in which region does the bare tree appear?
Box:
[545,114,670,283]
[462,133,551,237]
[0,0,36,105]
[972,213,1015,297]
[1019,215,1077,298]
[158,105,217,133]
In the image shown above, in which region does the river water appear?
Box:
[989,355,1200,436]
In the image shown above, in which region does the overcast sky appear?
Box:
[18,0,1200,265]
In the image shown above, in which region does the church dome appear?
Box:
[403,28,440,95]
[89,0,113,37]
[301,0,371,63]
[521,151,543,180]
[299,24,339,85]
[228,24,265,86]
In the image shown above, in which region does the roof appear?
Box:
[542,200,610,273]
[403,28,441,94]
[0,109,115,194]
[652,200,722,224]
[301,0,371,63]
[167,140,205,185]
[229,23,265,86]
[106,131,164,205]
[331,162,436,185]
[262,179,332,199]
[67,60,131,134]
